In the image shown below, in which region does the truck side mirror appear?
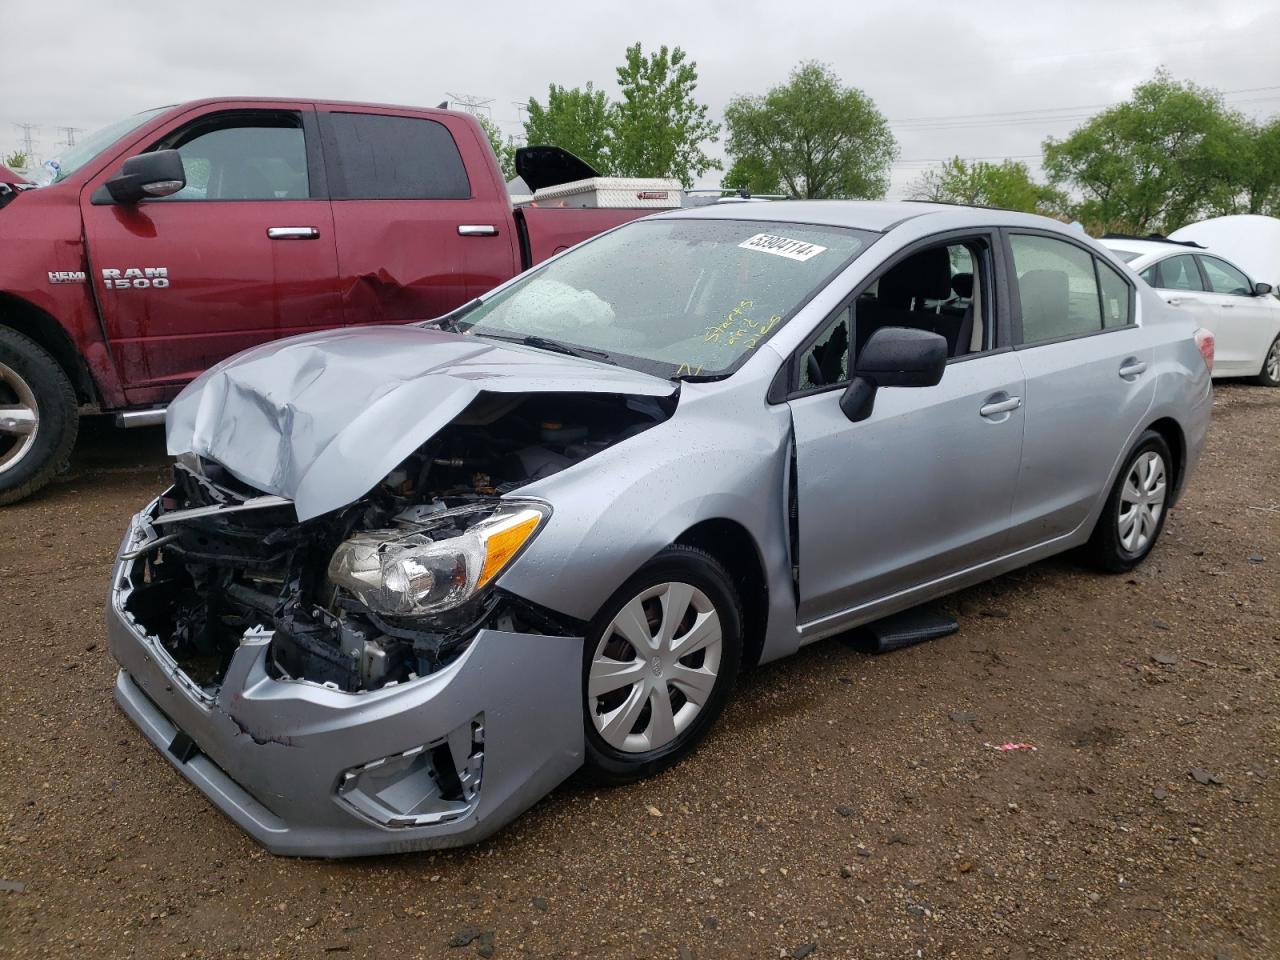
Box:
[839,326,947,423]
[105,150,186,204]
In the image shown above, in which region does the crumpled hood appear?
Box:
[166,325,676,520]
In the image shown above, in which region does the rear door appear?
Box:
[81,104,342,403]
[1007,231,1154,547]
[317,107,517,325]
[1196,254,1275,375]
[1139,253,1219,338]
[786,232,1025,627]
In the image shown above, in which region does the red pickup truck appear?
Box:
[0,97,652,504]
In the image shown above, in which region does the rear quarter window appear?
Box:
[324,112,470,200]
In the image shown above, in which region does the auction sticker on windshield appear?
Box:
[738,233,828,262]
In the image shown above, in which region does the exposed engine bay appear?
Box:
[121,391,670,694]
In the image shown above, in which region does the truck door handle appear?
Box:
[458,224,498,237]
[267,226,320,240]
[979,394,1022,418]
[1119,358,1147,379]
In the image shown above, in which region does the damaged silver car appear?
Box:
[107,201,1213,857]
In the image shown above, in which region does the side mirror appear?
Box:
[105,150,186,204]
[839,326,948,423]
[1253,281,1273,297]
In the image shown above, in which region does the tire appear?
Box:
[1084,430,1173,573]
[0,327,79,506]
[582,545,743,784]
[1255,334,1280,387]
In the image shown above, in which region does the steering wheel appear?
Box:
[806,353,824,387]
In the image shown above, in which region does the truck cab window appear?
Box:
[153,112,308,201]
[323,112,471,200]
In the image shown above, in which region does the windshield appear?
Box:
[44,107,168,184]
[456,218,873,378]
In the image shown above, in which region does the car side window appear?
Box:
[797,305,853,390]
[1143,254,1203,291]
[324,112,470,200]
[1010,234,1102,343]
[795,238,990,392]
[1199,256,1252,296]
[1098,259,1133,328]
[151,112,309,201]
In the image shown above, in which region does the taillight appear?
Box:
[1194,328,1215,373]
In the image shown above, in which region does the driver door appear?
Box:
[785,235,1025,628]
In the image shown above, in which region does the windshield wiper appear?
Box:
[474,332,617,365]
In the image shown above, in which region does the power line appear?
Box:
[57,126,82,147]
[889,84,1280,127]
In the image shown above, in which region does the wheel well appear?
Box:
[675,518,768,670]
[0,294,96,404]
[1144,417,1186,502]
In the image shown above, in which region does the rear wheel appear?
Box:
[0,327,79,505]
[1084,430,1172,573]
[582,545,742,784]
[1255,334,1280,387]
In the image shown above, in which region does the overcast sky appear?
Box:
[2,0,1277,196]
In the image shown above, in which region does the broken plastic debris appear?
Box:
[986,742,1037,752]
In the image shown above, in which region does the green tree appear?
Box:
[722,155,784,196]
[523,82,617,175]
[2,150,27,170]
[724,61,897,200]
[610,43,720,186]
[1224,117,1280,216]
[476,115,517,182]
[1043,70,1246,233]
[909,156,1064,215]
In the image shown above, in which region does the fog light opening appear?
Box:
[336,715,484,828]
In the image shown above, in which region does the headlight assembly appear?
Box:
[327,502,549,617]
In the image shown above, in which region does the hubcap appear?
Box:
[1266,339,1280,382]
[1118,450,1166,555]
[588,581,723,754]
[0,361,39,477]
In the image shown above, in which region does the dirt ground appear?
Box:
[0,383,1276,960]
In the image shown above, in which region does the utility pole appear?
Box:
[445,93,495,121]
[58,126,82,148]
[14,122,37,159]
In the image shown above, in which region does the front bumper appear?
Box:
[106,510,585,858]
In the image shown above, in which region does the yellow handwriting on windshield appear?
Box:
[703,299,782,352]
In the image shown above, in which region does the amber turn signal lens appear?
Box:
[477,511,544,588]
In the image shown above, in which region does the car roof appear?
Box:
[660,199,1080,235]
[1097,238,1192,260]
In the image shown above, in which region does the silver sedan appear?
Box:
[107,201,1213,856]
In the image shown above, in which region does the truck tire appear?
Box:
[0,327,79,505]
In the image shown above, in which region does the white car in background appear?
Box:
[1100,236,1280,386]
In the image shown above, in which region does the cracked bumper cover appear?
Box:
[106,518,585,858]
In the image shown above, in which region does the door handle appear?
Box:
[979,395,1022,418]
[1165,297,1186,306]
[1119,358,1147,379]
[267,226,319,240]
[1220,303,1235,308]
[458,224,498,237]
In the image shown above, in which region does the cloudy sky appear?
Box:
[2,0,1276,196]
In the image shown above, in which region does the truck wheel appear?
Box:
[0,327,79,505]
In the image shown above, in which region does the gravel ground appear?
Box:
[0,383,1276,960]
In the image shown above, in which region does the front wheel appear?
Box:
[1255,334,1280,387]
[1084,430,1173,573]
[582,545,742,784]
[0,327,79,506]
